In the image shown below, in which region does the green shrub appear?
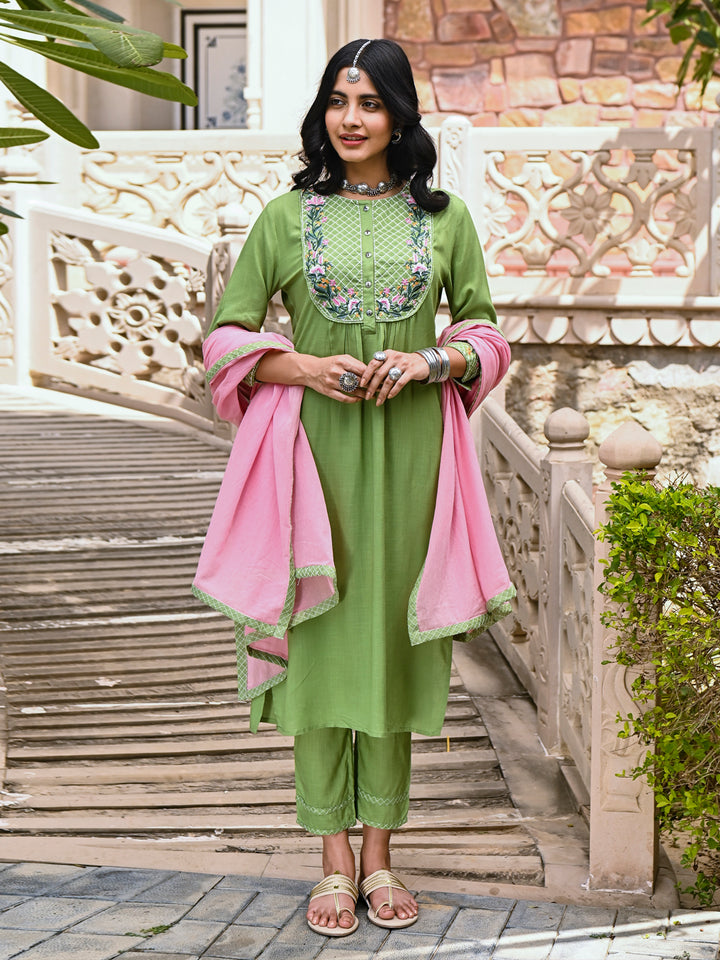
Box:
[598,473,720,906]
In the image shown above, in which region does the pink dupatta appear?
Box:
[193,322,515,699]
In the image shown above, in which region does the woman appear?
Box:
[194,38,514,937]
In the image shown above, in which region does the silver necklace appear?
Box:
[340,175,398,197]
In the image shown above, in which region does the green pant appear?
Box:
[294,728,412,835]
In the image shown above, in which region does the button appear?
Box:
[365,252,372,258]
[365,281,371,288]
[363,205,370,211]
[366,309,373,316]
[364,230,371,235]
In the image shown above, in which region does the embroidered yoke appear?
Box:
[205,187,514,738]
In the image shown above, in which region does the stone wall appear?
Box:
[503,344,720,486]
[385,0,720,127]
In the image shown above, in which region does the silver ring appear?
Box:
[373,351,387,363]
[388,367,402,382]
[338,371,360,394]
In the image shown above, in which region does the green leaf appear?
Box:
[0,11,166,65]
[6,37,197,106]
[0,221,9,236]
[162,41,187,60]
[0,202,22,218]
[0,11,88,42]
[66,0,125,21]
[0,125,49,146]
[697,28,718,47]
[0,58,98,147]
[80,25,163,67]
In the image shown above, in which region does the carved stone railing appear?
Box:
[479,399,663,894]
[14,194,217,431]
[47,131,301,243]
[440,118,720,349]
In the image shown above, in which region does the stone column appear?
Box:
[205,203,250,332]
[588,421,662,893]
[537,408,592,752]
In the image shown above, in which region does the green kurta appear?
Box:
[211,186,496,737]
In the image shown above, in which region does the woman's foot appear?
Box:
[306,831,357,932]
[359,825,418,923]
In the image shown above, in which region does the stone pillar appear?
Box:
[588,421,662,893]
[538,408,592,752]
[205,203,250,332]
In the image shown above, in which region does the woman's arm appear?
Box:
[255,349,368,404]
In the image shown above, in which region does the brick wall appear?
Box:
[384,0,720,127]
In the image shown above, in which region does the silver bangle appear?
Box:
[435,347,451,382]
[416,347,440,383]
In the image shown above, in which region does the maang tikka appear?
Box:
[346,40,372,83]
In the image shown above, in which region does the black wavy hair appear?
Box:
[292,38,449,213]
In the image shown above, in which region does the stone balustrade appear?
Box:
[480,398,664,894]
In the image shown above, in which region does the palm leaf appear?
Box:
[0,60,98,147]
[0,125,49,146]
[8,36,198,105]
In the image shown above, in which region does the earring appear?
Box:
[391,128,402,144]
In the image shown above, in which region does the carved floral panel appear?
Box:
[559,515,594,787]
[475,146,696,281]
[50,232,206,403]
[80,148,297,241]
[481,433,542,704]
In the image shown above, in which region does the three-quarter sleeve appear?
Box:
[209,202,283,334]
[443,198,497,327]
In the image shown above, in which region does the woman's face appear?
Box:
[324,68,394,173]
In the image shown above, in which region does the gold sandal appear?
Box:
[360,869,418,929]
[307,872,359,937]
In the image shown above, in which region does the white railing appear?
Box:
[47,131,301,242]
[10,192,217,431]
[439,118,720,349]
[479,400,662,894]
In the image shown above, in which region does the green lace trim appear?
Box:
[205,340,291,381]
[407,572,516,646]
[192,554,338,699]
[451,340,480,385]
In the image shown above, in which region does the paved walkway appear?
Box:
[0,861,719,960]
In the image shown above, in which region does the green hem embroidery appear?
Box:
[357,814,409,830]
[297,794,355,817]
[356,787,410,807]
[406,569,516,646]
[297,816,358,835]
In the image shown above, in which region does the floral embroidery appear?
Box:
[303,193,363,322]
[301,189,433,324]
[376,197,431,321]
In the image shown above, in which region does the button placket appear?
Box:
[360,203,376,330]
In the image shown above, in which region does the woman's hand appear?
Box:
[360,349,431,406]
[303,353,368,403]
